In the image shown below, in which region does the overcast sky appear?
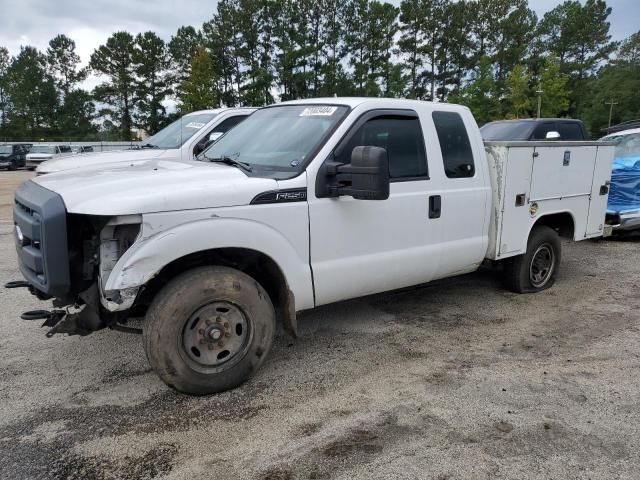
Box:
[1,0,638,87]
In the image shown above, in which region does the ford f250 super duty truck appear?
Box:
[8,98,614,395]
[35,108,255,174]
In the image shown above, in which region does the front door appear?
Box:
[308,111,442,306]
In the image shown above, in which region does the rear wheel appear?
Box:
[8,161,17,171]
[503,225,561,293]
[143,266,276,395]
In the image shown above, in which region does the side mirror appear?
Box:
[545,131,561,140]
[319,146,390,200]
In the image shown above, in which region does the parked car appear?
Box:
[25,145,73,170]
[0,143,32,170]
[600,127,640,232]
[71,145,94,154]
[9,98,614,395]
[36,108,255,174]
[480,118,589,141]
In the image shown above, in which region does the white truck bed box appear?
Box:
[485,141,615,260]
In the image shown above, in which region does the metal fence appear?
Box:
[0,141,140,152]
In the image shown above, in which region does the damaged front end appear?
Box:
[9,181,143,336]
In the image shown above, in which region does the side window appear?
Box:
[432,111,475,178]
[557,122,584,140]
[337,116,428,179]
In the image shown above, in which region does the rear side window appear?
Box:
[557,122,585,140]
[432,111,475,178]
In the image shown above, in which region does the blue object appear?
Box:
[607,135,640,216]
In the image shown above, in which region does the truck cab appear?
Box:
[10,98,613,395]
[35,108,255,174]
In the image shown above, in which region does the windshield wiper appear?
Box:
[208,155,253,173]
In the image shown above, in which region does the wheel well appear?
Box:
[533,212,575,239]
[132,248,289,321]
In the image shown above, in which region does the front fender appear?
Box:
[104,217,315,311]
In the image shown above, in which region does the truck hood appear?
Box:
[36,148,170,174]
[33,159,279,215]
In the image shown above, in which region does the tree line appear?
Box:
[1,0,639,142]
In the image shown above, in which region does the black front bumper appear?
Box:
[13,181,71,298]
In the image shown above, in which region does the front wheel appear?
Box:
[503,225,561,293]
[143,266,276,395]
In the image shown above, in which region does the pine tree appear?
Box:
[0,47,11,140]
[178,47,220,112]
[538,57,570,117]
[4,46,58,140]
[452,55,500,125]
[134,32,172,134]
[46,34,88,97]
[505,64,532,118]
[90,32,137,140]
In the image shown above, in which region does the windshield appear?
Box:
[480,121,534,141]
[144,112,218,149]
[199,105,348,172]
[0,145,11,154]
[30,146,56,154]
[613,133,640,158]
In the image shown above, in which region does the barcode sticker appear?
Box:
[185,122,205,129]
[300,106,338,116]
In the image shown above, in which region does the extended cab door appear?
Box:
[308,109,442,306]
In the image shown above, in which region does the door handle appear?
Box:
[429,195,441,219]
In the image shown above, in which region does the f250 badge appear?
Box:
[276,191,307,201]
[251,189,308,204]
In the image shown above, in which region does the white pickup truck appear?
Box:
[35,108,255,174]
[10,98,614,395]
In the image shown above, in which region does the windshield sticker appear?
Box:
[300,106,338,117]
[185,122,206,129]
[290,159,300,166]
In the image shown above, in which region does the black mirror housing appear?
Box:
[347,146,390,200]
[316,146,390,200]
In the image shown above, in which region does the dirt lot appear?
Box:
[1,170,639,480]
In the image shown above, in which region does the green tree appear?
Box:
[46,34,88,97]
[90,31,137,140]
[134,31,172,134]
[398,0,427,98]
[0,47,11,139]
[452,55,500,125]
[178,46,220,112]
[169,26,203,74]
[583,32,640,135]
[538,57,570,117]
[505,64,532,118]
[57,89,97,140]
[537,0,615,115]
[4,46,58,140]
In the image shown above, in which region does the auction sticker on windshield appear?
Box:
[186,122,206,129]
[300,106,338,116]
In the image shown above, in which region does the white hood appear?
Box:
[36,148,173,174]
[33,159,279,215]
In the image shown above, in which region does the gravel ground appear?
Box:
[1,170,639,480]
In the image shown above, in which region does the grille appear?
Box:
[13,181,70,298]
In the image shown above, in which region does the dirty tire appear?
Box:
[503,225,561,293]
[143,266,275,395]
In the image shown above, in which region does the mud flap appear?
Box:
[282,289,298,339]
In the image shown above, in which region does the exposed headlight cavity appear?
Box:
[99,215,142,289]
